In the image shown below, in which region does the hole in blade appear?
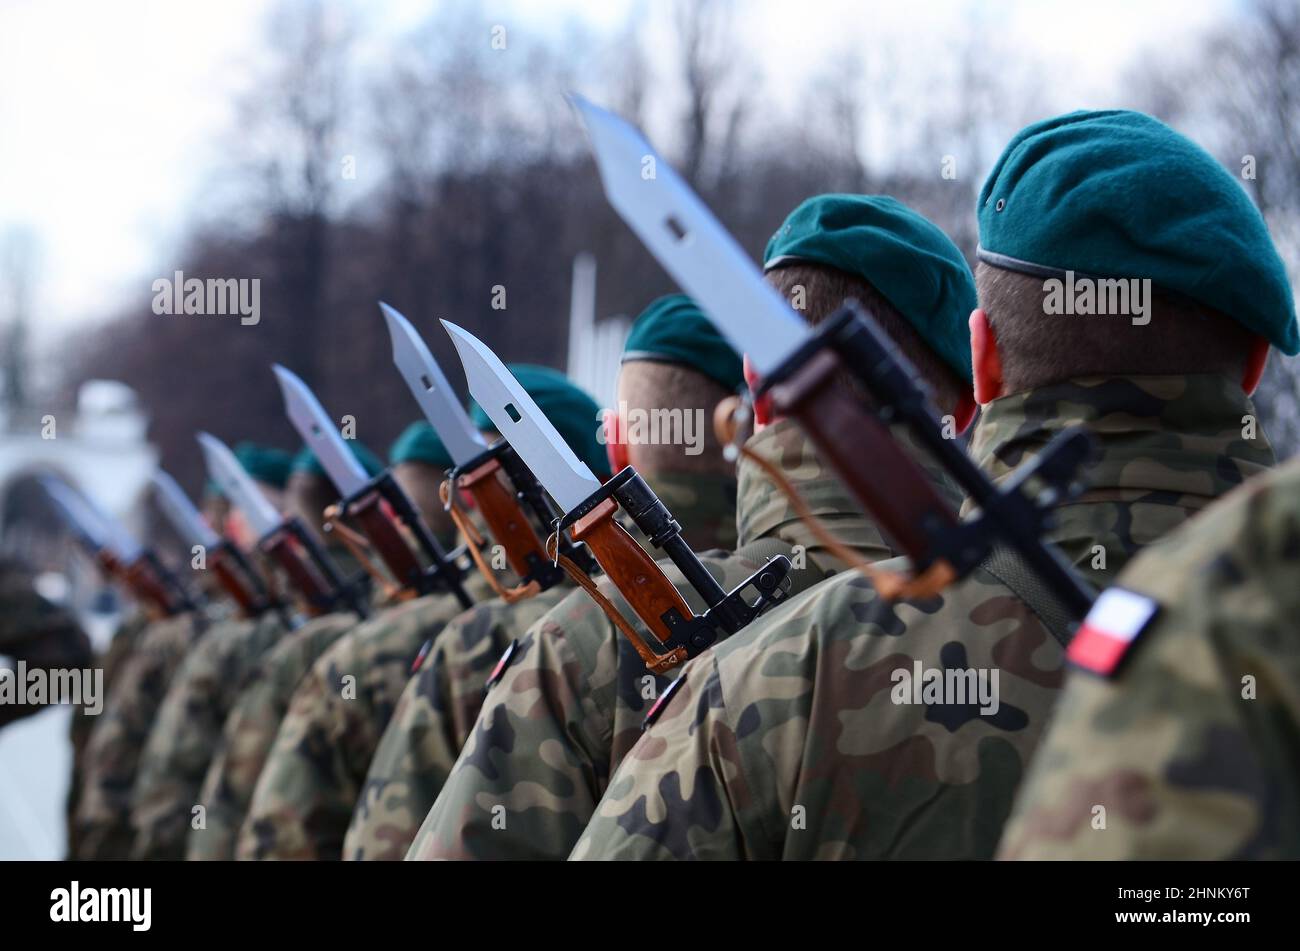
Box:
[420,373,434,391]
[504,403,522,423]
[665,215,689,242]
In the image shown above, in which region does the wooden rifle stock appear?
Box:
[262,531,334,617]
[456,456,550,580]
[767,348,961,570]
[210,545,264,617]
[346,492,425,593]
[569,496,695,650]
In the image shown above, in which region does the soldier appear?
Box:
[344,295,744,859]
[0,555,92,727]
[72,442,291,860]
[572,110,1291,860]
[998,454,1300,859]
[127,441,383,860]
[408,194,979,861]
[185,421,459,861]
[236,368,611,860]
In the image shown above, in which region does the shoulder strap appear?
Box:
[978,545,1092,648]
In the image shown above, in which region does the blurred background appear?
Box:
[1,0,1298,856]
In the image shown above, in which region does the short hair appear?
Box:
[976,262,1257,393]
[392,460,455,546]
[764,263,968,413]
[616,361,735,475]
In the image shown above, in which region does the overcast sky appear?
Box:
[0,0,1230,353]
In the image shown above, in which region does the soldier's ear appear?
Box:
[969,309,1005,405]
[603,408,629,473]
[1242,335,1269,395]
[743,355,774,429]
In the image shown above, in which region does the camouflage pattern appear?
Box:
[999,454,1300,860]
[344,471,742,860]
[72,608,207,860]
[571,375,1274,859]
[406,419,933,860]
[235,571,495,860]
[128,610,285,859]
[0,555,92,727]
[185,610,361,860]
[342,586,571,859]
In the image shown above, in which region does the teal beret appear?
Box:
[291,441,384,480]
[470,364,611,479]
[978,109,1298,355]
[764,194,976,381]
[621,294,745,391]
[389,421,453,469]
[206,442,291,497]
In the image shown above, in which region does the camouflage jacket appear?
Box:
[571,376,1273,860]
[999,454,1300,860]
[128,610,285,859]
[185,609,362,860]
[342,470,739,861]
[72,608,207,860]
[234,570,496,860]
[406,419,939,860]
[0,555,92,727]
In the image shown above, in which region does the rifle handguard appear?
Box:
[440,480,541,605]
[551,466,793,672]
[259,517,368,619]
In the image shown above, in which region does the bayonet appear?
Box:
[271,364,472,609]
[574,96,1097,627]
[41,476,193,619]
[198,431,366,620]
[444,321,791,673]
[151,469,275,619]
[383,302,594,593]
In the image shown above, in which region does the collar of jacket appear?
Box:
[640,470,739,552]
[735,418,962,572]
[966,373,1275,546]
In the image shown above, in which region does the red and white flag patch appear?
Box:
[1068,587,1160,677]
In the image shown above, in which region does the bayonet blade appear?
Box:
[197,432,283,539]
[40,477,143,563]
[441,320,602,513]
[569,94,808,378]
[272,364,370,498]
[380,302,488,466]
[151,469,220,549]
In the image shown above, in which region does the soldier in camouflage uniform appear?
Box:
[0,554,92,728]
[572,110,1293,860]
[998,455,1300,859]
[72,443,292,860]
[238,369,613,859]
[346,299,742,859]
[185,422,460,860]
[128,441,383,860]
[408,200,981,860]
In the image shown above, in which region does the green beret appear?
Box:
[229,442,291,489]
[621,294,745,391]
[470,364,611,479]
[389,421,453,469]
[291,441,384,480]
[764,194,976,382]
[978,109,1298,355]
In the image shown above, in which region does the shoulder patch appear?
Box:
[1067,587,1160,678]
[642,671,687,732]
[484,639,519,692]
[410,638,433,674]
